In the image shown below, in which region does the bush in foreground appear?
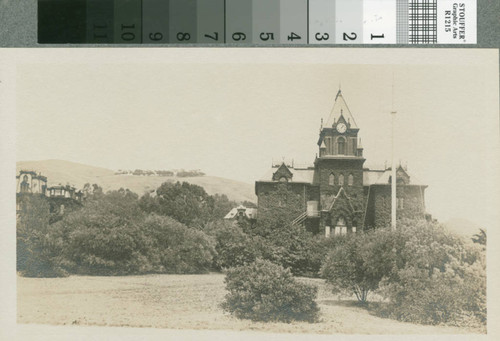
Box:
[320,220,486,328]
[377,221,486,328]
[221,259,320,323]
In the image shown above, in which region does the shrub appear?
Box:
[142,214,216,274]
[376,221,486,328]
[205,220,262,269]
[320,220,486,328]
[57,190,148,275]
[221,259,320,323]
[260,223,318,277]
[53,189,216,275]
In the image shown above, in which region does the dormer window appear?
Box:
[348,174,354,186]
[339,174,344,186]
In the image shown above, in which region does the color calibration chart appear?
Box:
[38,0,477,45]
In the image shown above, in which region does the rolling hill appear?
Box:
[16,160,256,203]
[16,160,484,237]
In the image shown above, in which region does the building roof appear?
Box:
[17,170,47,181]
[224,205,257,220]
[324,90,359,129]
[257,165,315,184]
[258,163,425,187]
[363,167,426,186]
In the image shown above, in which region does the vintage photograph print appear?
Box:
[6,48,499,338]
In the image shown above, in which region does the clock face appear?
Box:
[337,123,347,133]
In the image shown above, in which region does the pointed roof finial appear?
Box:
[335,88,342,101]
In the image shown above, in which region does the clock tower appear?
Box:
[315,90,365,235]
[254,88,428,236]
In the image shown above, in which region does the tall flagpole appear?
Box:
[391,110,397,230]
[391,72,397,230]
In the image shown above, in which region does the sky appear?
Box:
[12,48,499,229]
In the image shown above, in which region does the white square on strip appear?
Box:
[309,0,335,44]
[363,0,397,44]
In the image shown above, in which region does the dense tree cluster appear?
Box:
[321,220,486,328]
[17,182,486,328]
[17,182,234,277]
[139,182,234,229]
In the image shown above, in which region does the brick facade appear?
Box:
[255,90,428,235]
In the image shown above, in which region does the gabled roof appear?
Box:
[258,165,315,184]
[327,187,359,213]
[324,90,359,129]
[363,166,426,186]
[272,163,294,181]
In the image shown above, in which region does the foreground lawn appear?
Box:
[17,273,478,334]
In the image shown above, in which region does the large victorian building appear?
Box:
[255,90,428,236]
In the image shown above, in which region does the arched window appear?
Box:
[339,174,344,186]
[348,174,354,186]
[325,137,331,155]
[337,137,346,155]
[328,173,335,186]
[20,175,30,193]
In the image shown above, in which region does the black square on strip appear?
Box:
[38,0,87,43]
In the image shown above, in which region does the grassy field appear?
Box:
[17,273,480,335]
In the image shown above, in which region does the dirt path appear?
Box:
[17,274,478,334]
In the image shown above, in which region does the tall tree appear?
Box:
[17,196,66,277]
[139,181,236,228]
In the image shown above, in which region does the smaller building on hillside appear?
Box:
[16,170,83,216]
[46,185,83,201]
[16,170,47,195]
[224,205,257,223]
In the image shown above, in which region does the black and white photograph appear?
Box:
[1,48,498,339]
